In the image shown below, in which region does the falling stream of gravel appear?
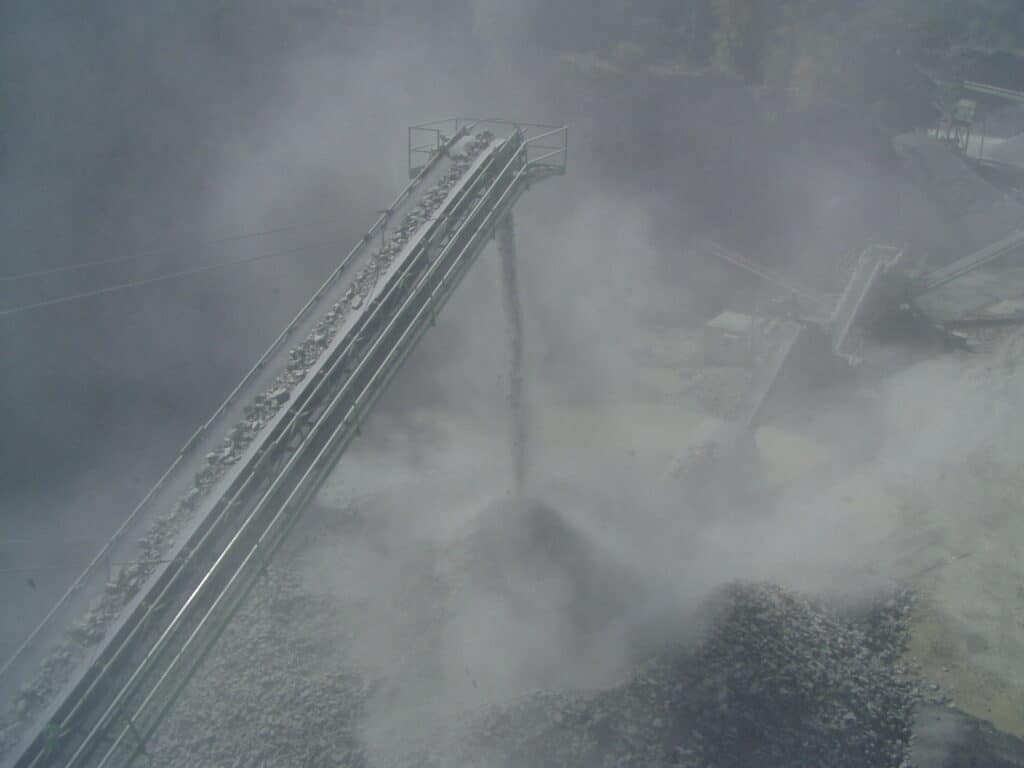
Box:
[497,211,527,497]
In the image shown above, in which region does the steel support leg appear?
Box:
[497,212,527,497]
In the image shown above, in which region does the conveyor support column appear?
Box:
[497,212,527,496]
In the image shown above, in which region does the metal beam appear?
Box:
[694,240,832,313]
[916,229,1024,295]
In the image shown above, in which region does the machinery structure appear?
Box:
[939,97,977,156]
[695,226,1024,455]
[0,119,567,768]
[934,79,1024,168]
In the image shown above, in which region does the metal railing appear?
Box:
[408,118,567,179]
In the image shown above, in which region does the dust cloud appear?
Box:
[3,2,1022,766]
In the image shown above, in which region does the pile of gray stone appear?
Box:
[463,582,918,768]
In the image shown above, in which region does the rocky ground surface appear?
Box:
[141,481,938,768]
[148,539,930,768]
[460,582,919,768]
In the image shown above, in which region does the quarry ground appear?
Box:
[143,314,1024,766]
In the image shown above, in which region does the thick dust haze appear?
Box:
[4,2,1024,766]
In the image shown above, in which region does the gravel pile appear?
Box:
[140,496,926,768]
[142,571,922,767]
[462,582,918,768]
[148,575,922,767]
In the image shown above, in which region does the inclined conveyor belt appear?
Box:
[3,119,567,768]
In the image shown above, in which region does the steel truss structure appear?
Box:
[5,119,566,768]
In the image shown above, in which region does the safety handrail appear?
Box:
[409,118,567,178]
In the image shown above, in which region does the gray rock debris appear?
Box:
[463,582,919,768]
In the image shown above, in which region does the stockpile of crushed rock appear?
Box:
[149,557,922,768]
[461,582,917,768]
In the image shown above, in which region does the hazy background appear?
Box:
[2,0,1024,660]
[4,3,1024,765]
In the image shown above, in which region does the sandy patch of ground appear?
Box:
[910,597,1024,740]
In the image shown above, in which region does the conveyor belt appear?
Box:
[830,247,901,356]
[916,228,1024,295]
[4,119,566,768]
[696,240,832,312]
[734,320,804,433]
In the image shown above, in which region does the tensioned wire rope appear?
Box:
[0,235,354,319]
[0,225,303,283]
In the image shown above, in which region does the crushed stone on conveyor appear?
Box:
[0,130,496,758]
[461,582,920,768]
